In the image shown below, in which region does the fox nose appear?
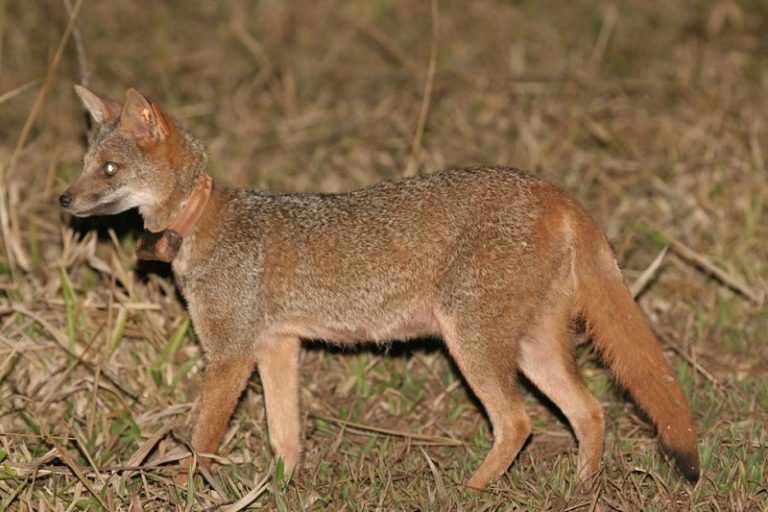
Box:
[59,194,73,208]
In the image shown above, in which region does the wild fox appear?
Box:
[61,85,699,490]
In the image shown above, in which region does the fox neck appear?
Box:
[140,132,208,232]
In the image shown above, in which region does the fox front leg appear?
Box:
[190,356,257,465]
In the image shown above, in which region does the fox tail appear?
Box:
[574,216,699,482]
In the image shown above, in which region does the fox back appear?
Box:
[62,86,699,490]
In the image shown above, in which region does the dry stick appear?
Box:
[221,472,272,512]
[0,80,39,107]
[0,0,5,73]
[750,118,765,172]
[44,297,160,311]
[0,183,18,281]
[403,0,439,177]
[8,446,195,477]
[119,426,174,489]
[0,0,85,281]
[64,0,93,144]
[588,4,618,80]
[10,457,227,510]
[51,442,110,510]
[656,331,720,388]
[588,484,602,512]
[8,460,177,476]
[345,16,422,78]
[0,432,77,441]
[375,470,393,512]
[630,245,668,299]
[0,337,21,373]
[420,447,449,507]
[3,0,83,178]
[73,431,107,488]
[230,2,293,118]
[11,303,139,400]
[312,414,463,447]
[41,323,104,405]
[6,0,84,178]
[16,448,59,472]
[230,4,273,90]
[169,435,230,500]
[63,0,89,88]
[661,229,764,305]
[87,364,101,439]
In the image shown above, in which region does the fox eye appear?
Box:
[103,161,119,176]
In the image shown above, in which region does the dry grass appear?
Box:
[1,0,767,510]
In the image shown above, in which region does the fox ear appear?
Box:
[120,88,171,147]
[74,84,120,125]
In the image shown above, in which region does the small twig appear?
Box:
[52,441,110,510]
[588,4,618,79]
[73,431,107,487]
[221,471,272,512]
[656,330,719,388]
[420,447,449,507]
[0,0,85,283]
[0,0,6,75]
[63,0,89,87]
[630,246,668,298]
[750,118,764,173]
[0,431,76,442]
[345,16,422,78]
[0,80,39,107]
[230,2,273,88]
[403,0,439,177]
[120,425,174,482]
[629,467,670,496]
[9,460,179,476]
[41,325,104,405]
[6,0,85,179]
[11,303,140,400]
[312,413,463,446]
[0,336,21,373]
[63,0,92,140]
[198,463,230,498]
[661,229,764,305]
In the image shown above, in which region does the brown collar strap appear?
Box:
[137,172,213,262]
[147,172,213,235]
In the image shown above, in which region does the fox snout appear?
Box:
[58,181,93,215]
[59,173,157,217]
[58,179,125,217]
[58,183,83,213]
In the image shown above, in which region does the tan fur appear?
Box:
[62,86,700,489]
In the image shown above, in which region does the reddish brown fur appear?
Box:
[62,86,700,490]
[571,212,700,480]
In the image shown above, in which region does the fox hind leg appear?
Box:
[518,308,605,483]
[257,335,302,479]
[439,316,531,490]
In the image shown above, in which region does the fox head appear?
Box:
[61,86,206,231]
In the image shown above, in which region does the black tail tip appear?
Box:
[671,449,700,483]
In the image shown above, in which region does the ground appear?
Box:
[0,0,766,510]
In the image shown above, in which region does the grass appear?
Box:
[1,0,767,510]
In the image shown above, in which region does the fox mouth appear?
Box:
[64,196,133,217]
